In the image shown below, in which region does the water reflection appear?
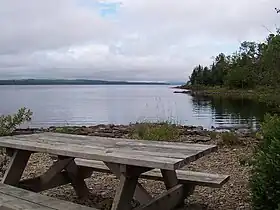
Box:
[191,95,270,129]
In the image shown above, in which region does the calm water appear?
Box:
[0,85,270,129]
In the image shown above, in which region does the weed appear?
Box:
[131,122,180,141]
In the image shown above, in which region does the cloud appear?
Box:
[0,0,279,81]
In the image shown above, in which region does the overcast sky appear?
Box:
[0,0,279,82]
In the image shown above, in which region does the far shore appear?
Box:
[174,84,280,112]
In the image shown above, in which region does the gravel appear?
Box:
[0,144,253,210]
[0,126,256,210]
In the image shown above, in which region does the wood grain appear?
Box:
[134,184,185,210]
[2,150,31,186]
[76,159,230,188]
[0,183,96,210]
[0,133,217,170]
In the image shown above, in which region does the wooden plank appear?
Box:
[105,162,152,204]
[19,167,93,192]
[19,171,70,192]
[40,158,73,185]
[0,183,96,210]
[2,134,215,160]
[142,170,230,188]
[111,173,139,210]
[134,184,185,210]
[10,132,217,152]
[0,193,51,210]
[75,159,230,188]
[133,184,153,204]
[63,159,89,198]
[2,150,31,185]
[161,170,178,189]
[5,148,14,157]
[0,138,187,170]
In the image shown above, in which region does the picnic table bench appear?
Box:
[0,132,229,210]
[0,183,96,210]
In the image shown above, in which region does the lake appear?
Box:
[0,85,270,129]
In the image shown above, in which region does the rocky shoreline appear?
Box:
[13,123,255,138]
[0,123,257,209]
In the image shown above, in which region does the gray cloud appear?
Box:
[0,0,279,81]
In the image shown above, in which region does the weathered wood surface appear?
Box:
[105,162,152,204]
[0,132,217,170]
[61,157,89,198]
[111,173,139,210]
[0,183,96,210]
[2,150,32,186]
[134,184,185,210]
[75,159,230,188]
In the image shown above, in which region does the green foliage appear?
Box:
[239,154,254,166]
[219,132,242,146]
[209,131,217,140]
[0,108,32,136]
[131,122,180,141]
[250,114,280,210]
[188,31,280,89]
[54,126,79,134]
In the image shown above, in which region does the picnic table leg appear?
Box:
[133,170,186,210]
[161,169,195,204]
[105,162,153,204]
[160,170,179,189]
[106,163,151,210]
[2,149,32,186]
[112,172,139,210]
[58,156,89,198]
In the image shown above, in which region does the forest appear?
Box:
[187,31,280,89]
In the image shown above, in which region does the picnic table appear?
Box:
[0,132,224,210]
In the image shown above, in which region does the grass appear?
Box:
[239,154,254,166]
[218,132,242,146]
[54,126,81,134]
[209,131,218,140]
[130,121,180,141]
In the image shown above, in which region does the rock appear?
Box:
[236,128,252,137]
[193,136,211,143]
[183,129,207,136]
[173,90,191,94]
[81,127,95,134]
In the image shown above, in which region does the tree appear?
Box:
[0,108,33,136]
[186,31,280,89]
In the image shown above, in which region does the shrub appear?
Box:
[250,114,280,210]
[209,131,217,140]
[239,154,254,167]
[0,107,32,136]
[219,132,242,146]
[54,126,78,134]
[131,122,180,141]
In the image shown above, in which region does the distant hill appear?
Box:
[0,79,170,85]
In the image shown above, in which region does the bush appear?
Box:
[219,132,242,146]
[0,108,32,136]
[131,122,180,141]
[250,114,280,210]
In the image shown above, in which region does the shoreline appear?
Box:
[15,123,256,137]
[175,85,280,112]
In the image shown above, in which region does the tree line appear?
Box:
[188,30,280,89]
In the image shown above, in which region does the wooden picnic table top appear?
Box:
[0,132,217,170]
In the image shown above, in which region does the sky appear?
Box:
[0,0,279,82]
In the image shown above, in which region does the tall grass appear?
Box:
[130,121,180,141]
